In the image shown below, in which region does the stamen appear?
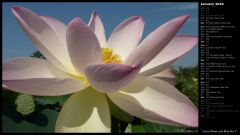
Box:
[102,48,122,64]
[69,48,123,85]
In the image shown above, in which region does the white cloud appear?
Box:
[151,3,198,13]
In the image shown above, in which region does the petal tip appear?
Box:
[183,14,191,18]
[11,6,39,19]
[182,35,199,46]
[179,14,191,19]
[178,14,191,22]
[177,34,198,43]
[92,10,97,17]
[132,59,144,70]
[71,17,82,23]
[132,16,144,22]
[190,115,199,127]
[11,6,32,14]
[11,6,21,11]
[11,6,21,15]
[139,16,145,23]
[124,16,144,24]
[69,17,86,27]
[169,15,191,26]
[185,108,199,127]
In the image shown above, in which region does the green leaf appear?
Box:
[35,94,70,106]
[107,97,133,122]
[2,109,59,132]
[3,90,60,132]
[131,125,146,133]
[131,121,192,133]
[174,65,198,106]
[30,50,45,59]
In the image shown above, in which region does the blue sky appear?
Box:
[2,2,198,68]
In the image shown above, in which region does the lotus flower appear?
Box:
[3,6,198,132]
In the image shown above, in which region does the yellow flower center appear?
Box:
[102,48,122,64]
[70,48,122,86]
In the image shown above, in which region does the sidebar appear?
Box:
[199,0,239,133]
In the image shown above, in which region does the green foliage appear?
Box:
[107,97,133,123]
[131,121,189,133]
[174,65,198,106]
[30,50,45,59]
[15,94,35,116]
[174,65,198,80]
[35,95,70,106]
[2,109,59,132]
[2,90,60,132]
[131,125,146,132]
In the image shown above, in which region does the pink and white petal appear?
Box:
[151,68,175,78]
[140,35,198,76]
[88,11,107,47]
[11,6,71,72]
[40,16,78,74]
[108,77,198,127]
[67,17,102,73]
[2,57,86,96]
[40,16,67,51]
[55,87,111,132]
[84,60,143,93]
[142,58,179,77]
[3,57,71,80]
[3,78,86,96]
[151,68,176,85]
[106,16,144,60]
[125,15,190,66]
